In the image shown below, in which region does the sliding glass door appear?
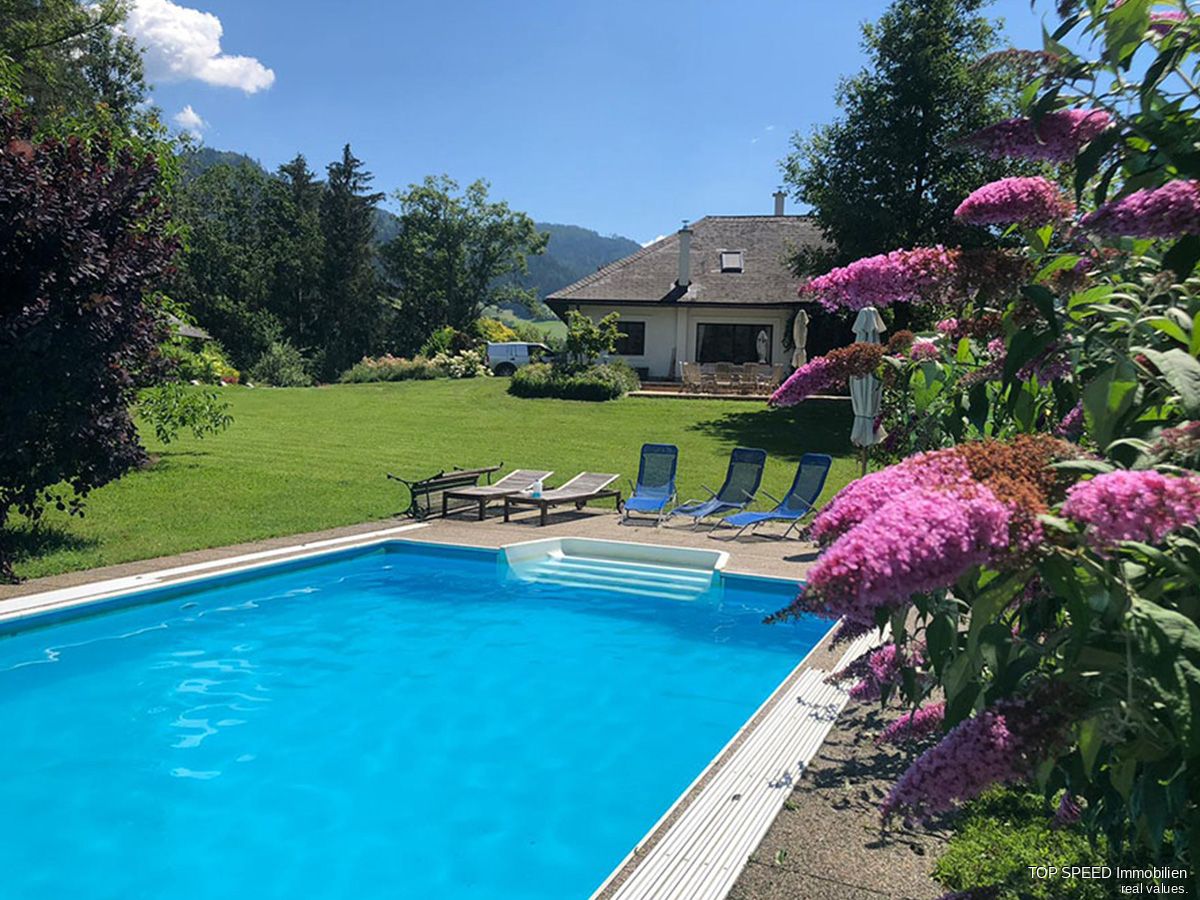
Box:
[695,323,773,364]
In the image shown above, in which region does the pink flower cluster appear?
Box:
[810,451,974,545]
[1053,402,1084,440]
[1150,10,1188,35]
[1081,180,1200,238]
[1054,793,1083,828]
[801,246,958,312]
[909,338,941,361]
[846,643,923,702]
[767,353,839,406]
[881,697,1057,823]
[878,702,946,745]
[964,109,1113,163]
[935,318,959,335]
[1061,469,1200,548]
[804,485,1011,628]
[954,177,1073,227]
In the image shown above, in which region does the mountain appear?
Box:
[180,148,641,313]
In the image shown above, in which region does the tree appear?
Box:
[266,154,325,353]
[381,176,547,352]
[318,144,384,378]
[0,103,177,580]
[0,1,147,124]
[781,0,1020,273]
[170,161,283,367]
[563,310,623,368]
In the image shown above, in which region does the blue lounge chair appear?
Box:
[668,447,768,529]
[718,453,832,539]
[621,443,679,524]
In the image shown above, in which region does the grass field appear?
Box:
[8,380,856,580]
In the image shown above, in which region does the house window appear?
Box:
[615,321,646,356]
[696,323,772,364]
[719,250,744,273]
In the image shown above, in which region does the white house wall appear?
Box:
[574,304,793,380]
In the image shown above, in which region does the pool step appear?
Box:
[513,556,717,602]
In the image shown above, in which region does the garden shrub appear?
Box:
[474,317,518,343]
[419,325,477,358]
[339,355,442,383]
[249,341,313,387]
[508,360,640,401]
[933,789,1109,900]
[164,341,240,385]
[430,347,491,378]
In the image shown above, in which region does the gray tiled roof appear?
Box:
[546,215,826,308]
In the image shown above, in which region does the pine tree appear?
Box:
[267,154,325,354]
[317,144,384,379]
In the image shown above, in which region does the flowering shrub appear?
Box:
[770,1,1200,871]
[961,108,1112,163]
[953,177,1073,227]
[339,355,443,383]
[878,702,946,745]
[430,347,491,378]
[1080,180,1200,238]
[800,246,958,311]
[769,343,883,405]
[1061,470,1200,549]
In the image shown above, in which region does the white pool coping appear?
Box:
[0,529,871,900]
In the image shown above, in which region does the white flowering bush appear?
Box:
[431,347,491,379]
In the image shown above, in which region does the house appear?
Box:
[546,193,828,380]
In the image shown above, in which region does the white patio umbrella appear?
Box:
[849,306,887,476]
[791,310,809,368]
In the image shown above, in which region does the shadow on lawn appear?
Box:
[687,399,855,460]
[3,523,98,566]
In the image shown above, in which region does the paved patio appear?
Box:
[0,508,945,899]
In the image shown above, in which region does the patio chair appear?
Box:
[503,473,621,526]
[741,362,762,394]
[680,361,702,393]
[621,443,679,524]
[667,447,768,529]
[714,362,734,393]
[699,364,717,393]
[716,453,832,539]
[441,468,554,520]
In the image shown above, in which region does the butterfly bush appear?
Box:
[1054,793,1083,828]
[1061,470,1200,549]
[801,246,958,311]
[954,176,1073,227]
[1150,10,1188,35]
[964,109,1112,163]
[909,338,941,361]
[881,697,1061,823]
[803,486,1012,628]
[1081,180,1200,238]
[845,642,925,701]
[878,702,946,745]
[769,343,884,406]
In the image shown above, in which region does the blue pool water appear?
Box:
[0,542,828,900]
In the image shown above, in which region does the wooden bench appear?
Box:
[386,464,502,519]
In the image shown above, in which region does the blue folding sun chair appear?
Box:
[668,447,768,529]
[718,453,832,539]
[621,443,679,524]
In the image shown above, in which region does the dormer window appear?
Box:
[719,250,744,273]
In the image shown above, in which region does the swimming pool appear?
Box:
[0,540,829,899]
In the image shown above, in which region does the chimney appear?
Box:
[773,191,786,216]
[677,222,692,288]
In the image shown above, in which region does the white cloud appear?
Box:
[126,0,275,94]
[173,104,206,135]
[641,234,667,247]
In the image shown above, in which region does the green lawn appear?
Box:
[9,380,856,580]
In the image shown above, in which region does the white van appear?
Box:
[486,342,552,376]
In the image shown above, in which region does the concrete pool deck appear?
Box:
[0,509,946,899]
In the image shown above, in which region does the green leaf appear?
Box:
[967,573,1023,658]
[1139,347,1200,417]
[1082,360,1139,451]
[1020,285,1061,336]
[1144,316,1190,346]
[1079,717,1103,778]
[1191,311,1200,358]
[1162,235,1200,279]
[1003,328,1054,386]
[1105,0,1150,67]
[926,612,956,676]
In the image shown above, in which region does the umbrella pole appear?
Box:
[860,446,869,478]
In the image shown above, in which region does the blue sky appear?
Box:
[133,0,1052,244]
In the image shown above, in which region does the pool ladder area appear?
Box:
[503,538,728,602]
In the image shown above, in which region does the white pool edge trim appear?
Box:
[503,536,729,573]
[0,523,429,624]
[591,627,879,900]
